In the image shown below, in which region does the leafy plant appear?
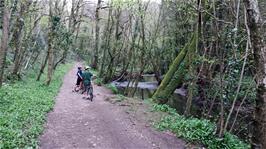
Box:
[0,64,72,148]
[105,83,119,94]
[94,78,103,86]
[153,104,250,149]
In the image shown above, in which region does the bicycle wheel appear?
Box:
[88,85,93,100]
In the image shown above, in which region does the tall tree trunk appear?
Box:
[104,8,121,83]
[73,0,84,43]
[65,0,83,64]
[0,1,10,87]
[99,2,112,77]
[184,0,201,116]
[63,0,76,64]
[12,17,23,63]
[36,52,49,81]
[12,1,32,77]
[215,0,226,137]
[46,0,54,86]
[69,0,75,33]
[152,42,190,103]
[244,0,266,148]
[129,0,147,97]
[91,0,101,69]
[152,33,198,104]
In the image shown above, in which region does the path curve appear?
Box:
[38,63,186,149]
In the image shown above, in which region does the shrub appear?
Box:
[153,104,250,149]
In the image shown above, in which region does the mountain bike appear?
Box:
[82,84,93,101]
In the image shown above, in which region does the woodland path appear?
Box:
[38,63,186,149]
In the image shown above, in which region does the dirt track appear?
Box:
[38,63,186,149]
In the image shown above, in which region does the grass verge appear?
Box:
[105,83,119,94]
[153,104,250,149]
[0,64,72,148]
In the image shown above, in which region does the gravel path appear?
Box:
[38,63,186,149]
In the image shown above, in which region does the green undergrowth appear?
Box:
[105,83,119,94]
[0,64,72,148]
[94,78,104,86]
[153,104,250,149]
[87,68,118,93]
[85,68,103,86]
[90,69,98,77]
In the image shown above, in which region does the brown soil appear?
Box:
[38,63,188,149]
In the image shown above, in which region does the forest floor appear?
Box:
[38,63,191,149]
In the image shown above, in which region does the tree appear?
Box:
[46,0,55,86]
[152,33,198,104]
[0,0,10,87]
[91,0,101,69]
[244,0,266,148]
[12,1,32,78]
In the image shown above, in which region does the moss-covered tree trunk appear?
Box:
[244,0,266,148]
[152,33,198,104]
[152,43,189,98]
[184,0,201,116]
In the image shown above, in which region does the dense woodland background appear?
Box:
[0,0,266,148]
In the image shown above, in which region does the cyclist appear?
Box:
[82,66,93,101]
[74,66,83,92]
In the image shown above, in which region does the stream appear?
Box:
[112,74,252,141]
[111,74,201,116]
